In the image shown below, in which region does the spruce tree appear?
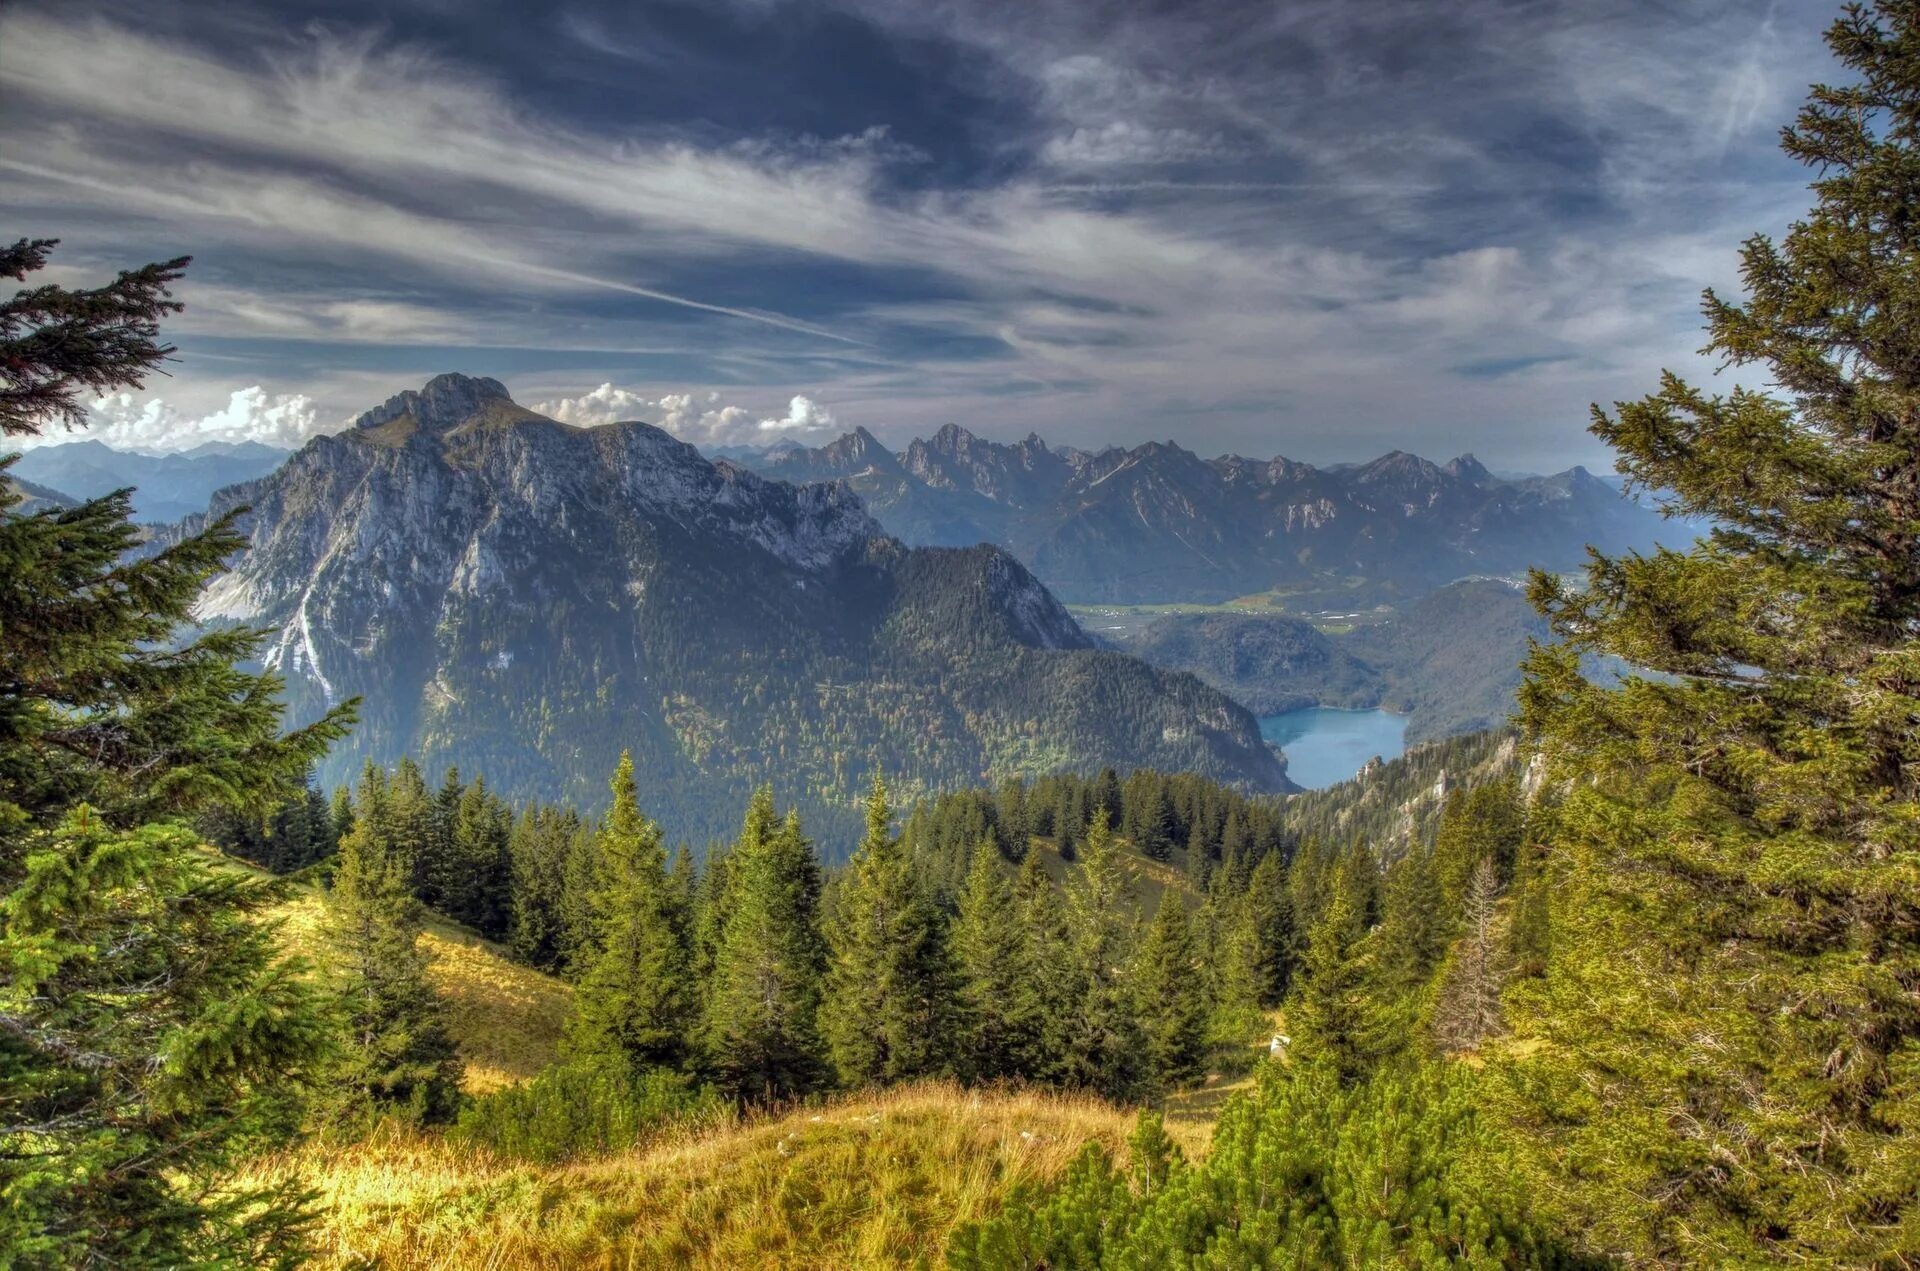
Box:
[506,803,573,972]
[1432,779,1525,909]
[1504,7,1920,1259]
[951,840,1022,1081]
[567,752,693,1073]
[1006,847,1072,1082]
[1373,844,1447,992]
[325,768,464,1126]
[821,776,953,1085]
[703,799,828,1099]
[1288,890,1372,1085]
[1056,810,1144,1099]
[1205,887,1268,1049]
[0,240,355,1267]
[1134,891,1207,1091]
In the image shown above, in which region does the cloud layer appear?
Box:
[0,0,1839,470]
[532,384,839,446]
[17,387,323,453]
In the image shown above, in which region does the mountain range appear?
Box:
[748,425,1675,604]
[164,374,1289,844]
[11,438,290,522]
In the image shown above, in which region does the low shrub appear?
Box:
[452,1057,727,1163]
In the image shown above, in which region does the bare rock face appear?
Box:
[174,374,1288,844]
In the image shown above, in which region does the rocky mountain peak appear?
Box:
[1445,453,1493,485]
[354,372,513,434]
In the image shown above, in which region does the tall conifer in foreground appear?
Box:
[568,752,693,1073]
[1505,4,1920,1260]
[1007,847,1072,1081]
[821,776,952,1085]
[1134,891,1207,1090]
[951,840,1022,1082]
[325,768,463,1126]
[1056,810,1144,1098]
[704,796,828,1099]
[0,240,356,1266]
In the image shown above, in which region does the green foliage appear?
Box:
[1288,890,1373,1085]
[1055,811,1145,1100]
[1005,848,1074,1082]
[0,241,355,1267]
[822,776,953,1085]
[951,840,1024,1082]
[1,813,333,1269]
[949,1061,1589,1269]
[323,766,464,1127]
[567,752,694,1073]
[1501,6,1920,1262]
[452,1055,723,1164]
[1133,892,1207,1091]
[702,793,829,1099]
[504,802,580,972]
[1432,779,1525,908]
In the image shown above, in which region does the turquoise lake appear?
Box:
[1259,707,1409,790]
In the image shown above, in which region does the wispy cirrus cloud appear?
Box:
[0,0,1837,470]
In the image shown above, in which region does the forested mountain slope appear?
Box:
[169,374,1288,842]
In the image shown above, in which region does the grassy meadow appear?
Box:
[239,852,1236,1268]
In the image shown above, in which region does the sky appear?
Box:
[0,0,1842,470]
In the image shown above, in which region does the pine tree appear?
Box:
[451,776,512,938]
[567,752,693,1073]
[0,240,355,1267]
[1134,891,1207,1091]
[702,800,828,1099]
[1244,848,1293,1002]
[950,1061,1581,1268]
[1288,891,1372,1084]
[1432,779,1525,909]
[325,769,464,1126]
[329,783,354,846]
[1006,847,1072,1082]
[1373,844,1447,992]
[951,840,1022,1082]
[1056,810,1144,1099]
[1503,8,1920,1260]
[1206,888,1268,1048]
[556,817,601,976]
[821,776,953,1085]
[507,804,574,972]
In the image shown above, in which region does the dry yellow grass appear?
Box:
[216,848,1243,1266]
[263,880,572,1095]
[254,1081,1140,1269]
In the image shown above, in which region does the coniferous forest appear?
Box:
[4,2,1920,1267]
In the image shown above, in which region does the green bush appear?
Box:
[452,1057,725,1164]
[949,1061,1597,1269]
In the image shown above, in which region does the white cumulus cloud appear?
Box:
[531,385,842,447]
[42,387,323,453]
[759,394,835,433]
[530,382,652,426]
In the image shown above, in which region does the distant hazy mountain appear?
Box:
[12,439,289,522]
[167,374,1289,845]
[753,426,1677,604]
[2,471,78,513]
